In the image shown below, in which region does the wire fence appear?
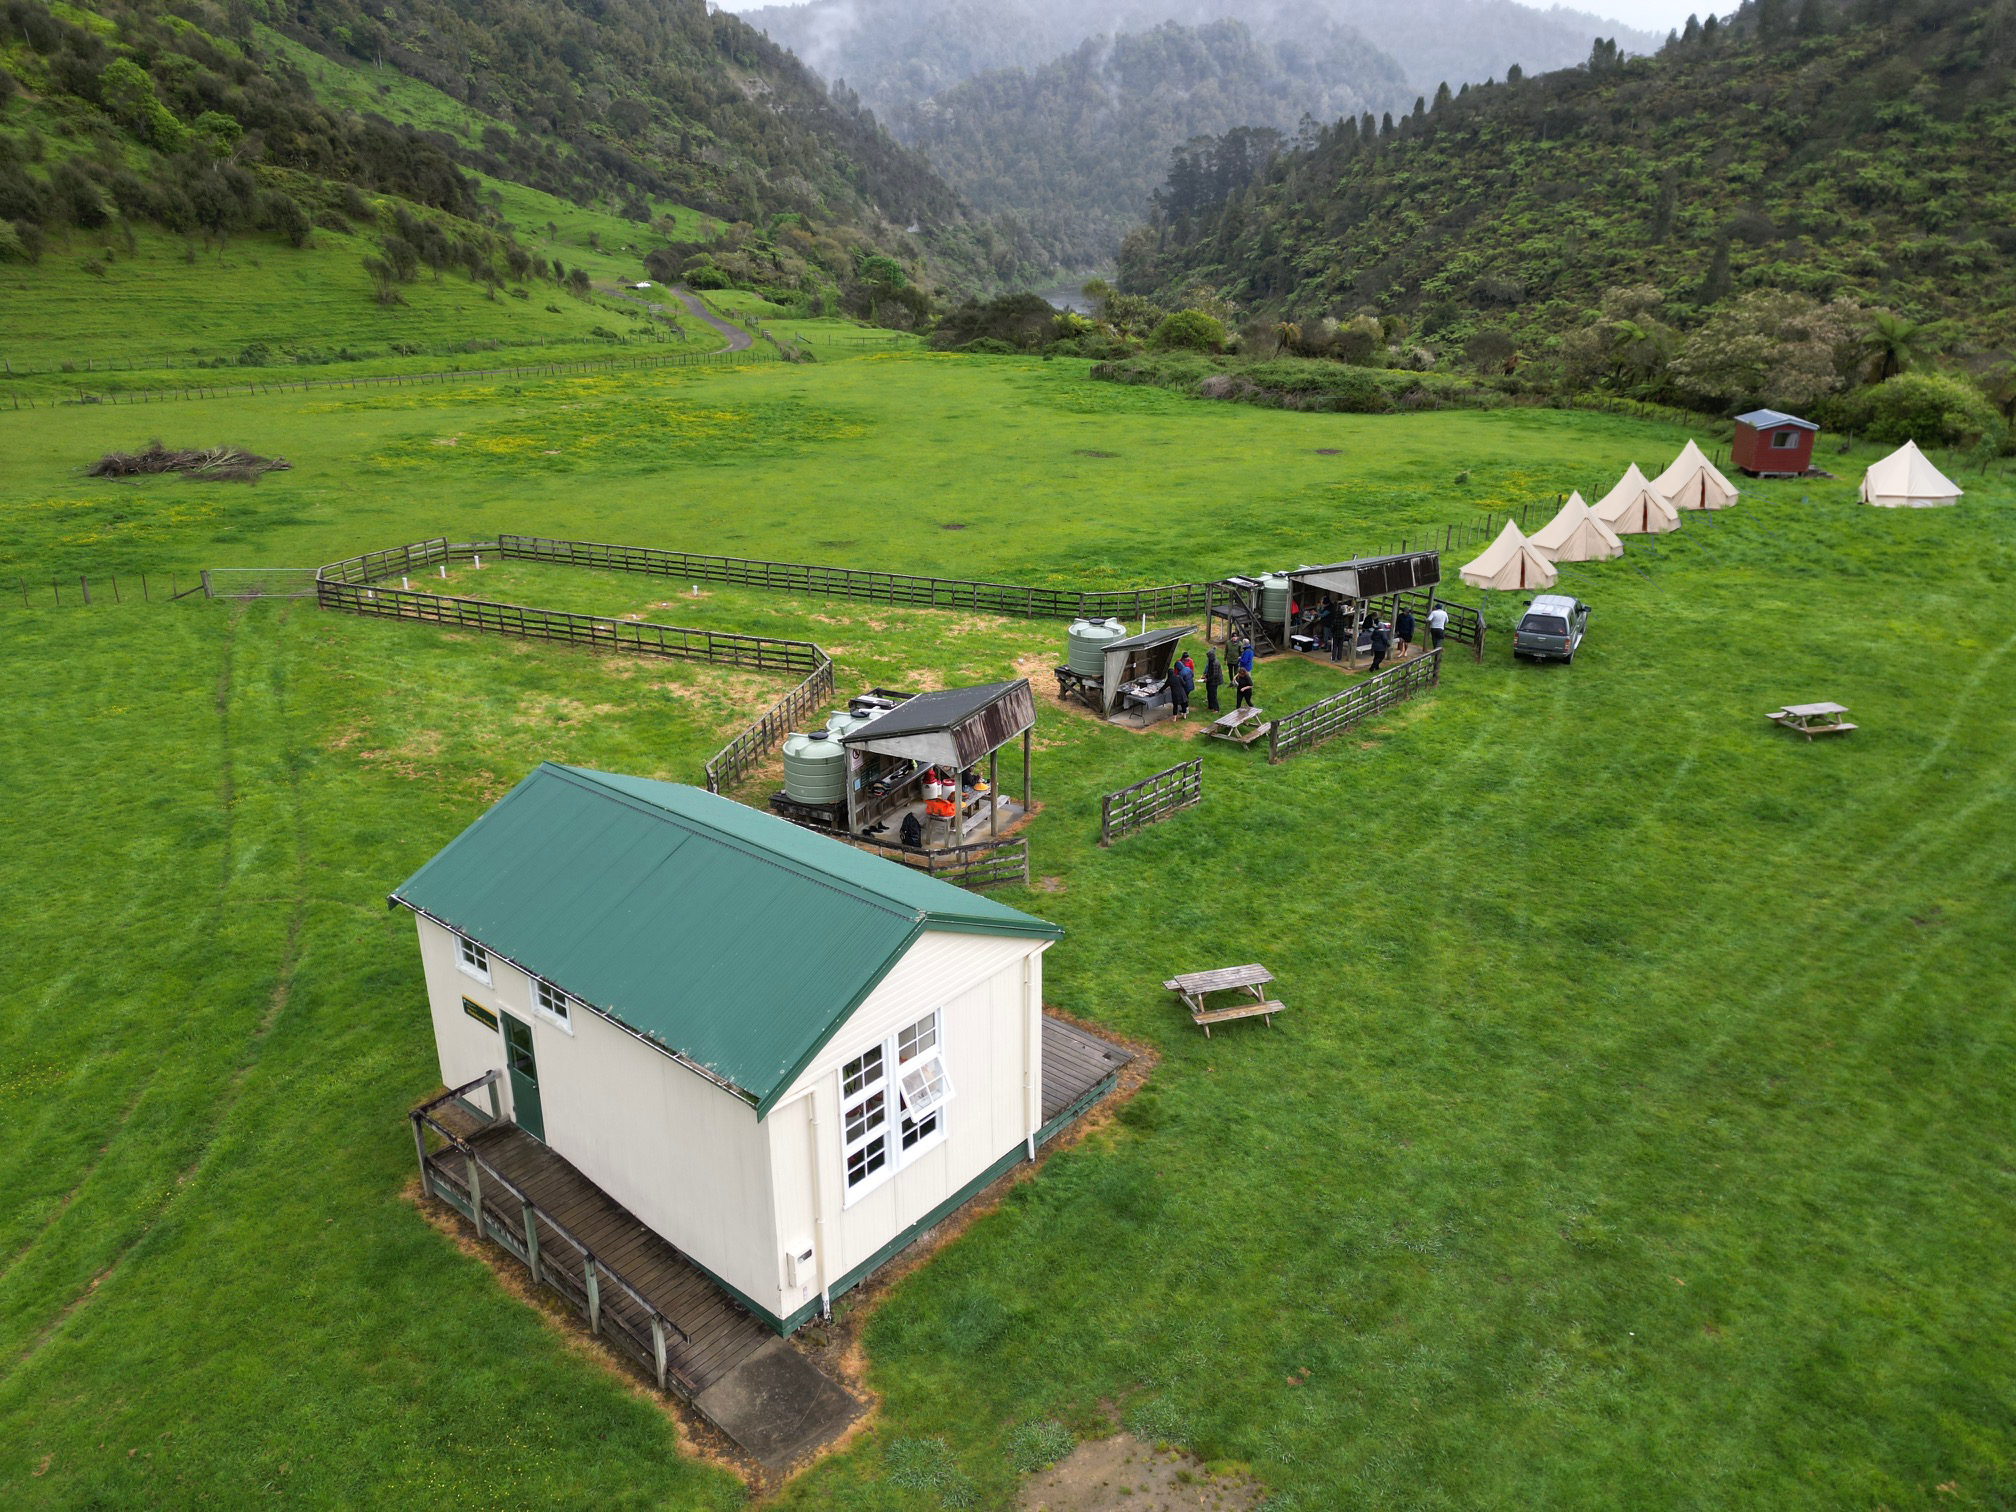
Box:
[0,345,775,410]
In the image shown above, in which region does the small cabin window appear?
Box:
[533,979,573,1031]
[455,933,491,983]
[1772,429,1799,449]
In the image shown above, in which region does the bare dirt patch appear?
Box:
[1018,1432,1265,1511]
[1012,653,1211,743]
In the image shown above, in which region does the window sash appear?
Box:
[898,1051,953,1120]
[534,980,571,1025]
[455,934,490,980]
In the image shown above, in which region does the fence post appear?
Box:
[201,569,212,599]
[80,575,90,605]
[1099,794,1112,848]
[411,1116,431,1200]
[522,1202,542,1285]
[464,1154,486,1241]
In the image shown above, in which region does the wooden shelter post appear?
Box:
[1022,728,1031,814]
[988,748,1000,836]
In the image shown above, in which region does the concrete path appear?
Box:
[667,286,753,351]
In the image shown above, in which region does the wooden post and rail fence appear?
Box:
[411,1071,696,1399]
[1099,759,1203,845]
[1268,647,1443,762]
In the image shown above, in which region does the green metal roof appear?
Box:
[390,764,1060,1115]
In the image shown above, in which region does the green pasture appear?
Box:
[1,354,2012,1509]
[0,224,718,396]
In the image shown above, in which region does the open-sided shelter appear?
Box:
[839,679,1035,841]
[1860,440,1964,508]
[1282,551,1440,665]
[394,763,1063,1334]
[1460,520,1557,591]
[1089,624,1193,723]
[1591,464,1682,536]
[1530,492,1625,562]
[1653,439,1739,510]
[1732,409,1818,476]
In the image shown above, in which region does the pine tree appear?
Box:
[1796,0,1824,34]
[1433,81,1453,110]
[1683,13,1702,42]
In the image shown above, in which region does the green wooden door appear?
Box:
[501,1013,545,1142]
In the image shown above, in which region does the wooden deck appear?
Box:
[416,1016,1133,1396]
[1041,1014,1135,1130]
[428,1099,773,1395]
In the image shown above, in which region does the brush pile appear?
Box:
[88,442,292,483]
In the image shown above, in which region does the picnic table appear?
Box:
[1766,701,1857,740]
[1209,705,1271,746]
[1163,964,1285,1037]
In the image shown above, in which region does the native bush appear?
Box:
[1831,373,2006,448]
[1149,309,1226,353]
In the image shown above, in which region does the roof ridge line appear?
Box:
[549,763,935,926]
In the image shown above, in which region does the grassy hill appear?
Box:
[1121,0,2016,364]
[0,0,1033,356]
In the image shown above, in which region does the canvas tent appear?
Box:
[1530,491,1625,562]
[1591,464,1682,536]
[1653,439,1739,510]
[1459,520,1557,591]
[1859,440,1964,508]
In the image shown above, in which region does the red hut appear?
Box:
[1731,409,1818,477]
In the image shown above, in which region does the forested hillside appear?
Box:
[743,0,1655,117]
[1120,0,2016,371]
[893,15,1408,269]
[0,0,1035,315]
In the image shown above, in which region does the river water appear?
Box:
[1034,281,1098,315]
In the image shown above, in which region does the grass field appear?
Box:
[1,353,2012,1509]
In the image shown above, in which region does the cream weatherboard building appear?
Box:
[393,763,1064,1333]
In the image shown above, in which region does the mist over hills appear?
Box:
[741,0,1661,114]
[890,14,1409,268]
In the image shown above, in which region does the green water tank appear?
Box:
[1066,617,1127,675]
[1259,573,1292,628]
[781,729,847,805]
[824,709,873,741]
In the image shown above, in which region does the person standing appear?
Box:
[1368,618,1391,673]
[1238,639,1254,675]
[1427,601,1449,652]
[1203,650,1224,712]
[1165,655,1190,718]
[1330,601,1349,663]
[1233,663,1255,708]
[1395,604,1416,657]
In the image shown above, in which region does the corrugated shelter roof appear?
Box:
[1736,409,1818,431]
[1105,624,1194,652]
[390,764,1059,1114]
[841,680,1026,742]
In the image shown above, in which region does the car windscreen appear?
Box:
[1520,616,1568,636]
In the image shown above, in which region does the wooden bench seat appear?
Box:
[1191,999,1284,1035]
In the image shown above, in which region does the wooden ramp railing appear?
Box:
[411,1073,697,1398]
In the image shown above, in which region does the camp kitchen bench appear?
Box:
[1209,706,1271,746]
[1164,964,1285,1037]
[1766,701,1857,740]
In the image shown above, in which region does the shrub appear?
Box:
[1834,373,2004,448]
[957,337,1016,355]
[1150,309,1225,352]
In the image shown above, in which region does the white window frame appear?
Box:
[454,932,492,985]
[840,1011,953,1205]
[531,978,575,1035]
[840,1043,893,1202]
[1772,429,1799,449]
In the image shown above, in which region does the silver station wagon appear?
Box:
[1512,594,1589,662]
